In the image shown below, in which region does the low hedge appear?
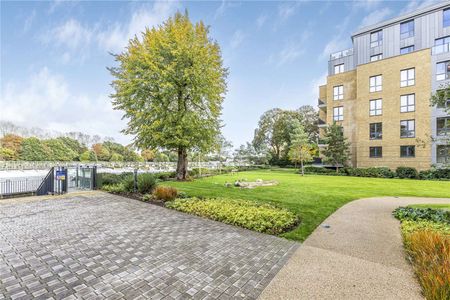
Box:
[393,207,450,224]
[303,166,450,180]
[166,197,298,235]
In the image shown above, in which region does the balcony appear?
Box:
[318,99,327,109]
[318,119,327,128]
[330,48,353,60]
[317,138,328,147]
[432,43,450,55]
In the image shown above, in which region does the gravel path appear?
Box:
[259,197,450,300]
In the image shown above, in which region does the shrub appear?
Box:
[98,173,123,186]
[152,186,178,202]
[121,174,135,192]
[393,207,450,224]
[396,166,419,179]
[166,198,298,235]
[137,173,157,194]
[142,194,153,202]
[102,183,126,193]
[303,166,338,175]
[419,168,450,180]
[155,171,176,181]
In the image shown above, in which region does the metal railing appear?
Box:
[330,48,353,60]
[0,177,45,198]
[432,43,450,55]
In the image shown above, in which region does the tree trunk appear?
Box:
[301,160,304,176]
[176,147,188,181]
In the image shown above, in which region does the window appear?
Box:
[333,85,344,100]
[400,146,415,157]
[437,145,450,164]
[370,147,382,158]
[444,8,450,27]
[369,99,382,116]
[369,75,382,92]
[400,94,415,112]
[400,68,415,87]
[333,106,344,121]
[400,120,415,138]
[437,117,450,136]
[370,54,383,62]
[334,64,344,74]
[400,20,414,39]
[370,30,383,47]
[436,61,450,81]
[435,89,450,109]
[370,123,382,140]
[400,45,414,54]
[433,36,450,54]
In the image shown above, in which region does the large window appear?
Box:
[370,147,382,158]
[333,106,344,121]
[444,8,450,27]
[369,75,382,92]
[333,85,344,100]
[433,36,450,54]
[437,145,450,164]
[400,68,415,87]
[334,64,344,74]
[400,120,415,138]
[400,20,414,39]
[369,99,382,116]
[400,146,415,158]
[370,123,382,140]
[436,61,450,81]
[437,117,450,136]
[370,53,383,62]
[400,94,415,113]
[400,45,414,54]
[435,89,450,109]
[370,30,383,47]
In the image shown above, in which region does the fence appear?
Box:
[0,177,45,198]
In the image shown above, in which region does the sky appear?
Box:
[0,0,443,148]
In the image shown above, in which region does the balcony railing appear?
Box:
[318,119,327,127]
[432,43,450,55]
[330,48,353,60]
[318,99,327,108]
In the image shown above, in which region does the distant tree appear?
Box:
[80,150,97,162]
[44,139,78,161]
[296,105,319,142]
[141,149,155,162]
[154,152,169,162]
[19,137,49,161]
[0,134,23,160]
[288,122,313,175]
[431,83,450,114]
[234,142,271,165]
[322,123,350,173]
[92,143,111,161]
[110,152,124,162]
[0,147,15,161]
[57,137,87,157]
[109,12,227,180]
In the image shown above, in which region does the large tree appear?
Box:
[109,12,227,180]
[322,123,350,173]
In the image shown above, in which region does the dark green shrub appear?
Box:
[303,166,338,175]
[393,207,450,224]
[396,167,419,179]
[98,173,122,186]
[419,168,450,180]
[344,167,394,178]
[137,173,157,194]
[122,175,135,192]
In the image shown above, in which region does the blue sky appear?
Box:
[0,0,442,148]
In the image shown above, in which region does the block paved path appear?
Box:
[0,192,298,300]
[259,197,450,300]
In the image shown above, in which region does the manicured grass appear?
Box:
[409,203,450,210]
[164,169,450,241]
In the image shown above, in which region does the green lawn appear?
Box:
[163,169,450,241]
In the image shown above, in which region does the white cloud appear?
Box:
[256,13,267,29]
[97,1,178,53]
[399,0,439,14]
[352,0,381,11]
[308,72,327,106]
[0,68,129,143]
[278,2,300,21]
[23,10,36,33]
[230,30,245,49]
[358,7,392,29]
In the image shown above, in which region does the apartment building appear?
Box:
[318,2,450,170]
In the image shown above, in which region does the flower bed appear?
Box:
[166,197,298,235]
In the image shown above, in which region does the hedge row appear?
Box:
[303,166,450,180]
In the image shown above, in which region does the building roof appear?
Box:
[352,1,450,38]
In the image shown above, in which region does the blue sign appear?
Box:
[56,170,66,181]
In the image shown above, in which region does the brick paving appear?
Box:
[0,192,298,299]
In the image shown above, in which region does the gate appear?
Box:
[36,166,68,196]
[67,166,97,192]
